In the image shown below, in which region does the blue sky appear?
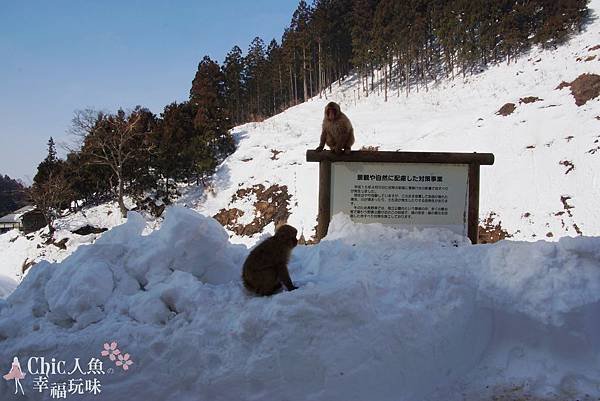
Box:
[0,1,299,183]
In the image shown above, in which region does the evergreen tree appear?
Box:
[0,174,28,216]
[222,46,245,124]
[244,37,267,118]
[190,56,235,182]
[351,0,378,95]
[33,137,60,188]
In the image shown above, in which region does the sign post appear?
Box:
[306,150,494,244]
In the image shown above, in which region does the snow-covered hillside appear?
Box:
[192,3,600,246]
[0,202,132,284]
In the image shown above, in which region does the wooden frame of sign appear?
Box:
[306,150,495,244]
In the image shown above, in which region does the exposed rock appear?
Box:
[496,103,516,116]
[270,150,283,160]
[569,73,600,106]
[560,196,574,217]
[559,160,575,174]
[215,184,292,237]
[556,74,600,106]
[72,225,108,236]
[478,212,511,244]
[519,96,543,104]
[213,208,245,228]
[53,238,68,250]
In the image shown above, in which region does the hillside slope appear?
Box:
[193,6,600,246]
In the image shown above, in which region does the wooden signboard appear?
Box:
[306,150,495,244]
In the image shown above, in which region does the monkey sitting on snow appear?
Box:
[316,101,355,154]
[242,225,299,296]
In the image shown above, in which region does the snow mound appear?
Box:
[0,275,17,299]
[1,207,599,400]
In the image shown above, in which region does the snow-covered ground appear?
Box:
[1,2,600,399]
[1,207,600,400]
[0,202,127,284]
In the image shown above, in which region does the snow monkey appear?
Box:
[242,225,299,296]
[316,101,355,154]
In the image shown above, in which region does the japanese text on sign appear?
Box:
[331,162,469,235]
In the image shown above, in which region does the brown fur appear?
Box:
[242,225,299,296]
[316,102,355,154]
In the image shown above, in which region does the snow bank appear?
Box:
[0,275,17,299]
[0,207,599,400]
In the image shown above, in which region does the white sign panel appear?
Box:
[331,162,469,235]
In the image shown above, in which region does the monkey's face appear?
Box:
[325,102,340,121]
[276,225,298,248]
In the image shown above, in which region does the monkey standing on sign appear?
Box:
[242,225,299,296]
[316,101,355,154]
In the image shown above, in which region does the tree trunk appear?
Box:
[117,173,127,218]
[406,55,410,97]
[318,41,322,98]
[278,65,284,108]
[302,47,308,102]
[289,64,294,106]
[384,61,388,102]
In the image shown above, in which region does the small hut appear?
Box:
[0,206,47,234]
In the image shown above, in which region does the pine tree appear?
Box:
[33,137,60,188]
[290,1,313,101]
[351,0,378,96]
[190,56,235,183]
[223,46,245,124]
[244,37,267,118]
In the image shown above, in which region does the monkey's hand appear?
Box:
[287,284,299,291]
[315,145,324,152]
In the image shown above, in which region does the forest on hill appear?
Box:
[0,175,27,216]
[29,0,589,231]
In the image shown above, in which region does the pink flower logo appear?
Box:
[100,340,134,372]
[116,353,133,371]
[101,342,121,361]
